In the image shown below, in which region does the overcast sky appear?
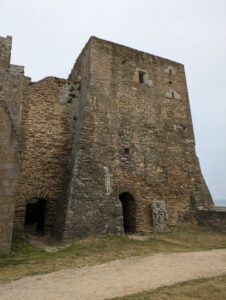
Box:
[1,0,225,201]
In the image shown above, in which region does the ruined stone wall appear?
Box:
[196,208,226,231]
[0,99,19,254]
[0,36,27,133]
[0,36,21,253]
[62,37,213,238]
[14,77,77,233]
[0,35,79,241]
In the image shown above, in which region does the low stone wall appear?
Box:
[196,207,226,231]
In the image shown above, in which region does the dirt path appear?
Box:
[1,249,226,300]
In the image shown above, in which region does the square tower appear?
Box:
[61,37,213,238]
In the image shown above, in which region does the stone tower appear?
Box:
[60,37,213,238]
[0,35,214,253]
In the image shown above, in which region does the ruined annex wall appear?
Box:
[14,77,77,233]
[0,36,28,133]
[0,99,19,254]
[0,36,26,253]
[63,37,213,238]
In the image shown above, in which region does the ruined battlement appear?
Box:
[0,35,12,69]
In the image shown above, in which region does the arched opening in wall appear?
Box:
[24,198,46,235]
[119,192,136,234]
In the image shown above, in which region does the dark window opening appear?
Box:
[124,148,130,155]
[172,91,174,98]
[25,198,46,235]
[119,192,136,233]
[168,81,172,84]
[169,69,172,75]
[138,71,145,84]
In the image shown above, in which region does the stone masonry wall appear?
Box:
[0,36,25,253]
[14,77,77,233]
[0,99,19,254]
[62,37,213,238]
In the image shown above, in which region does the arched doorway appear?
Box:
[25,198,46,235]
[119,192,136,233]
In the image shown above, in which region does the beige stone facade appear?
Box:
[0,35,215,253]
[62,38,213,238]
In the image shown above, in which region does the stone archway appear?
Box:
[119,192,136,234]
[25,198,47,235]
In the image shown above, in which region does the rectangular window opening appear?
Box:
[124,148,130,155]
[138,71,145,84]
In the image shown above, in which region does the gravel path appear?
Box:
[1,249,226,300]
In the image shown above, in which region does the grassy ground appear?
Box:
[0,226,226,284]
[113,275,226,300]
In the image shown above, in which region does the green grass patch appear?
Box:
[0,226,225,284]
[113,275,226,300]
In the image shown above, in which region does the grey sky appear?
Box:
[1,0,225,200]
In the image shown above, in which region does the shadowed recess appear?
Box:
[25,198,47,235]
[119,192,136,234]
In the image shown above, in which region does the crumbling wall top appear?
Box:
[0,35,12,69]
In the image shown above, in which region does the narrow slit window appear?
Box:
[172,91,174,98]
[124,148,130,155]
[138,71,145,84]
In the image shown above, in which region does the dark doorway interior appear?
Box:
[119,192,136,233]
[25,198,46,235]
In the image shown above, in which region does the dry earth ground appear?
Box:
[1,227,226,299]
[0,249,226,300]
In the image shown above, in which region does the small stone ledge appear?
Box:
[9,64,24,75]
[211,206,226,212]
